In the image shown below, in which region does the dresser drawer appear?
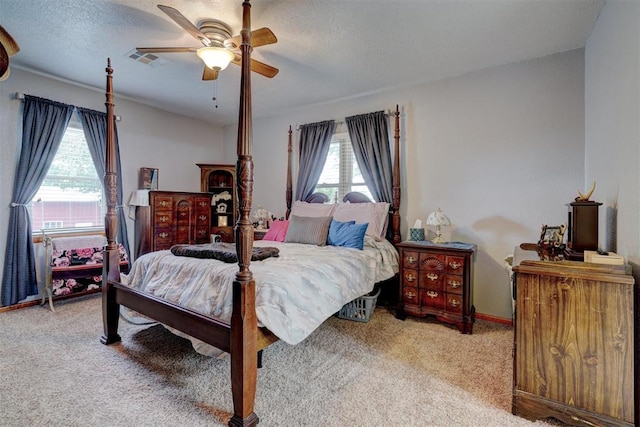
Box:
[419,270,444,291]
[195,227,210,243]
[153,196,174,211]
[445,294,463,314]
[421,289,445,310]
[445,256,465,274]
[419,252,446,272]
[196,213,210,225]
[402,286,419,305]
[402,251,420,269]
[194,197,211,211]
[154,229,172,251]
[154,211,173,226]
[445,275,464,294]
[402,269,419,287]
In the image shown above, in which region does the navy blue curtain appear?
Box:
[1,96,74,306]
[295,120,336,201]
[77,107,131,265]
[345,111,393,204]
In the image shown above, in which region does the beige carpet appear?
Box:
[0,295,557,426]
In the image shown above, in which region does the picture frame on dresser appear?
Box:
[139,167,158,190]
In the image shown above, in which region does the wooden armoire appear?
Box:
[197,164,237,242]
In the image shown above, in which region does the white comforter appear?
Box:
[124,236,398,355]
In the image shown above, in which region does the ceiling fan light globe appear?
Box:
[197,47,234,71]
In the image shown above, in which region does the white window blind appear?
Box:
[315,132,373,202]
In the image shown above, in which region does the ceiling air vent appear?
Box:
[125,49,168,68]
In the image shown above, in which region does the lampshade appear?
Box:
[196,47,234,71]
[426,208,451,226]
[128,190,150,207]
[426,208,451,243]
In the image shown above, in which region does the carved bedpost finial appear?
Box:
[576,181,596,202]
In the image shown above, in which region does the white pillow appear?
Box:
[290,200,336,217]
[333,202,390,240]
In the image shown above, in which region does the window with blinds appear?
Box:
[29,116,105,232]
[315,132,373,203]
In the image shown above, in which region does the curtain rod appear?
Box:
[294,111,393,130]
[13,92,122,122]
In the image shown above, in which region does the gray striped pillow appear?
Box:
[284,215,333,246]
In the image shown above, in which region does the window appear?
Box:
[314,132,373,203]
[29,117,105,232]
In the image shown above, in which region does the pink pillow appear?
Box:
[262,220,290,242]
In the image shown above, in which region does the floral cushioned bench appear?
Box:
[42,234,129,311]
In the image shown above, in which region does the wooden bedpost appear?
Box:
[285,125,292,220]
[101,58,122,345]
[391,105,401,244]
[229,1,259,426]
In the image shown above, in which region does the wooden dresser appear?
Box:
[395,241,476,334]
[513,255,636,426]
[136,191,213,254]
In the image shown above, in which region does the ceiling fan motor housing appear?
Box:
[198,20,232,47]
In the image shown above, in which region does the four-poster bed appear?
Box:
[100,2,402,425]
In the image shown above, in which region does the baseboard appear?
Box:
[476,312,513,326]
[0,288,101,313]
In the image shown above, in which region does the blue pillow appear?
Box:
[327,219,368,250]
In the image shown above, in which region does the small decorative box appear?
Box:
[409,228,425,241]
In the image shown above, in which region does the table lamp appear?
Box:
[426,208,451,243]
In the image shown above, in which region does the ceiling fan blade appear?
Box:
[202,66,219,81]
[231,54,279,78]
[136,47,197,53]
[158,4,211,46]
[225,28,277,50]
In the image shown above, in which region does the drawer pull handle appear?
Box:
[199,201,208,207]
[407,256,416,264]
[406,291,416,300]
[160,215,169,222]
[448,298,460,308]
[199,215,207,221]
[160,201,169,207]
[198,230,206,235]
[427,272,439,281]
[159,232,168,238]
[406,273,416,282]
[448,280,461,288]
[449,261,462,270]
[426,291,438,298]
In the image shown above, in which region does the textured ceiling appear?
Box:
[2,0,604,126]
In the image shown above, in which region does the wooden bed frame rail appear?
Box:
[100,1,401,425]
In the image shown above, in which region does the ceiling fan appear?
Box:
[137,4,278,81]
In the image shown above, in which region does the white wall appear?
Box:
[225,50,586,320]
[585,0,640,276]
[0,68,225,297]
[1,49,599,320]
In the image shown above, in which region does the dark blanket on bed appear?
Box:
[170,242,279,263]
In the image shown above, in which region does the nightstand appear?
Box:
[396,241,476,334]
[253,228,267,240]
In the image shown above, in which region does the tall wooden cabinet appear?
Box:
[513,258,636,426]
[197,164,236,242]
[135,191,213,254]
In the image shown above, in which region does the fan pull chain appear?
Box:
[212,80,219,109]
